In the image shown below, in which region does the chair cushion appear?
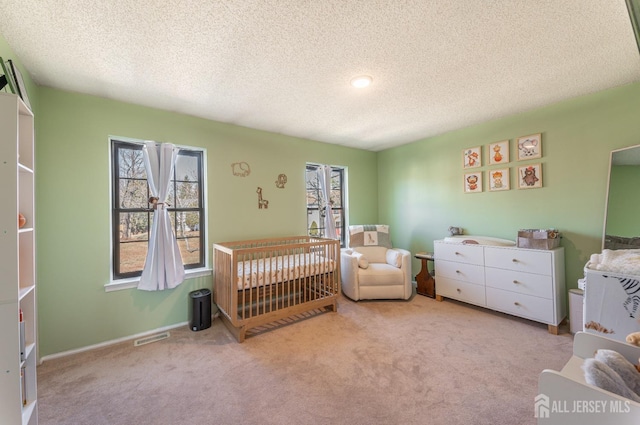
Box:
[386,249,402,268]
[357,263,404,286]
[353,246,388,263]
[353,252,369,269]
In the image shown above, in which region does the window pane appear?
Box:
[119,149,145,178]
[306,168,320,207]
[119,178,149,208]
[175,154,198,182]
[332,210,343,238]
[175,211,200,237]
[119,212,150,242]
[175,182,199,208]
[307,209,323,237]
[119,241,148,274]
[330,188,341,208]
[118,212,149,275]
[177,238,200,266]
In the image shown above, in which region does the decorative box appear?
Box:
[517,229,560,250]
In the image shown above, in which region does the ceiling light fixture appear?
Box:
[350,75,373,88]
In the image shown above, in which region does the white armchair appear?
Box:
[340,225,412,301]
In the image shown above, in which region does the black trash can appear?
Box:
[189,288,212,331]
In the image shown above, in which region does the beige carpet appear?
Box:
[37,293,574,425]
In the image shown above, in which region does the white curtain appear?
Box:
[138,142,185,291]
[318,164,337,239]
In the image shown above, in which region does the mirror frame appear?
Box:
[602,143,640,250]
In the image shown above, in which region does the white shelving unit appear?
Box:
[0,92,38,425]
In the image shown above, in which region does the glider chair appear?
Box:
[341,225,412,301]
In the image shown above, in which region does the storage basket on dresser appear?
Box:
[434,240,566,334]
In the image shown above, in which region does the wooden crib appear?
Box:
[213,236,340,342]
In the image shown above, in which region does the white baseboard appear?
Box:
[39,321,189,363]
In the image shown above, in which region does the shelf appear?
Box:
[18,285,35,302]
[24,343,35,362]
[21,400,36,425]
[18,163,34,174]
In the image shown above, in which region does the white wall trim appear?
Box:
[104,267,212,292]
[39,321,189,363]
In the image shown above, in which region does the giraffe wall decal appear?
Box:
[256,187,269,209]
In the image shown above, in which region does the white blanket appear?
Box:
[589,249,640,276]
[236,253,336,290]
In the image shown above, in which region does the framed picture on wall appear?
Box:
[516,133,542,160]
[488,140,509,165]
[463,146,481,168]
[518,164,542,189]
[488,168,510,191]
[464,172,482,193]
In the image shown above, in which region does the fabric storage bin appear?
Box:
[517,229,560,250]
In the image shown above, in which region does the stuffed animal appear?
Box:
[626,332,640,347]
[448,226,463,236]
[583,349,640,401]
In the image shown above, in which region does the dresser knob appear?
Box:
[512,280,519,284]
[514,302,520,306]
[456,270,461,274]
[455,252,461,255]
[512,258,518,262]
[456,288,461,293]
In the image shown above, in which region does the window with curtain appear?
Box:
[111,139,205,280]
[306,163,346,246]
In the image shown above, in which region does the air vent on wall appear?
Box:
[134,332,170,347]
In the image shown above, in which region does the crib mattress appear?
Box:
[236,253,336,290]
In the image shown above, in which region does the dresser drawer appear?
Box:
[485,267,553,299]
[434,242,484,266]
[484,247,552,276]
[486,287,555,324]
[435,260,484,285]
[436,277,486,306]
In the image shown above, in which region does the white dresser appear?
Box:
[434,240,566,334]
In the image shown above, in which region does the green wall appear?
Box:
[606,165,640,237]
[34,88,378,356]
[378,81,640,294]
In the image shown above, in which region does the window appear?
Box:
[306,164,345,246]
[111,139,205,280]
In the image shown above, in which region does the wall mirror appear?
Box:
[603,144,640,249]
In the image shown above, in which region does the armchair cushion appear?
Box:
[386,249,402,268]
[357,263,405,286]
[353,252,369,269]
[353,246,388,263]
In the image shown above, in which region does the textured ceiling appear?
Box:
[1,1,639,151]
